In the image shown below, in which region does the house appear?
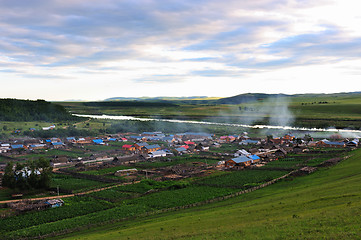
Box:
[129,136,145,142]
[346,140,358,147]
[76,137,93,144]
[282,134,295,142]
[92,139,104,145]
[0,143,11,153]
[274,148,287,158]
[271,138,283,145]
[316,140,345,148]
[162,136,175,143]
[45,199,64,208]
[66,137,76,143]
[134,142,149,150]
[239,140,260,145]
[122,144,136,151]
[175,147,187,154]
[51,156,69,166]
[225,156,252,169]
[42,125,56,131]
[51,142,64,149]
[11,144,25,150]
[249,155,261,164]
[183,141,195,145]
[149,150,167,158]
[29,144,47,150]
[115,168,138,177]
[143,144,161,153]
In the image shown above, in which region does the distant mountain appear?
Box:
[0,99,78,122]
[216,93,290,104]
[104,96,213,101]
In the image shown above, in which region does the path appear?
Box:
[0,181,140,204]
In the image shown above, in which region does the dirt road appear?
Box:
[0,181,139,204]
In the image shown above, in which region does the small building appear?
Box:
[143,144,161,153]
[29,144,47,150]
[115,168,138,176]
[11,144,25,150]
[316,140,345,148]
[134,142,149,150]
[149,150,167,158]
[225,156,252,169]
[93,139,104,145]
[45,199,64,208]
[239,140,260,145]
[122,144,136,151]
[274,148,287,158]
[175,147,187,154]
[51,142,64,149]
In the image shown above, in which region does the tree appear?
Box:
[37,157,53,189]
[2,162,15,188]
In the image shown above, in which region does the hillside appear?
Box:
[0,99,77,122]
[59,149,361,240]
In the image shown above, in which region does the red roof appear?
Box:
[184,141,195,145]
[180,145,189,149]
[122,144,133,149]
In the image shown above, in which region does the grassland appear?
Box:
[55,148,361,240]
[57,92,361,129]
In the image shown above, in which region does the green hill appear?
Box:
[0,99,77,122]
[59,149,361,240]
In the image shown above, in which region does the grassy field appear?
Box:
[57,93,361,129]
[56,148,361,240]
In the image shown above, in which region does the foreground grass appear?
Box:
[58,149,361,240]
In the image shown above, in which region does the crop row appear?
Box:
[0,196,113,233]
[3,185,237,239]
[195,170,289,188]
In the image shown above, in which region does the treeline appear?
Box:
[2,158,52,190]
[23,127,98,138]
[83,101,178,107]
[0,99,78,122]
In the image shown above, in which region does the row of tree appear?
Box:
[2,158,53,190]
[0,99,79,122]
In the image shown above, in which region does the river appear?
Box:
[73,114,361,135]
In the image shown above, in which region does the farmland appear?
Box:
[56,148,361,240]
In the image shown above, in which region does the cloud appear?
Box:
[0,0,361,100]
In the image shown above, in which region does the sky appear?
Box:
[1,0,361,101]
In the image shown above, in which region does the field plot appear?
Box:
[57,149,361,240]
[51,174,110,193]
[195,169,288,188]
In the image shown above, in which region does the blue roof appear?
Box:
[93,139,104,144]
[46,139,52,143]
[249,155,260,160]
[324,141,345,146]
[52,142,63,146]
[130,136,143,139]
[145,144,160,149]
[136,142,149,147]
[11,144,24,149]
[108,138,117,141]
[231,156,252,164]
[67,137,76,140]
[175,147,187,152]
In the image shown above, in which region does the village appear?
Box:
[1,129,359,184]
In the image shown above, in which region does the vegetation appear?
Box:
[56,148,361,240]
[0,99,78,122]
[2,158,52,190]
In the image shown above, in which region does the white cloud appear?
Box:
[0,0,360,100]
